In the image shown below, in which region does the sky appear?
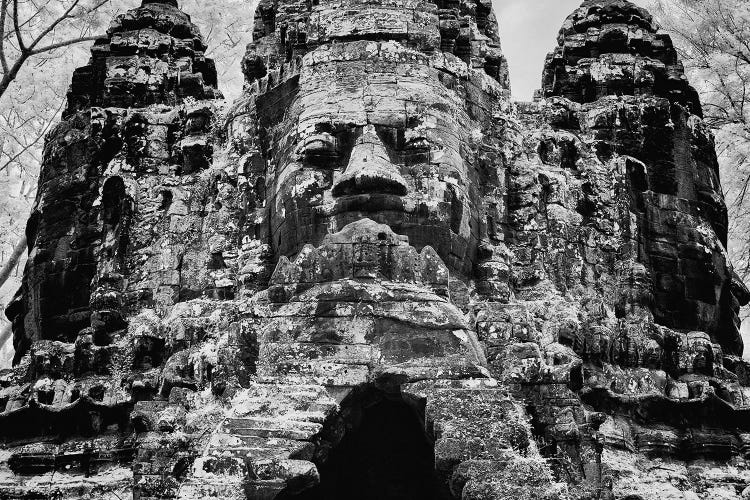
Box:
[494,0,581,101]
[494,0,648,101]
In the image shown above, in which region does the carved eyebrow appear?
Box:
[303,133,336,150]
[299,134,340,164]
[313,121,358,133]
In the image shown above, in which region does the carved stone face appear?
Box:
[263,42,499,276]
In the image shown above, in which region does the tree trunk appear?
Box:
[0,236,26,291]
[0,323,11,350]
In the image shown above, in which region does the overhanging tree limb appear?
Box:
[0,235,25,291]
[0,323,10,352]
[30,35,100,55]
[11,0,24,53]
[0,0,8,74]
[0,95,65,175]
[0,0,111,99]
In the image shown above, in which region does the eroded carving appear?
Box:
[1,0,749,499]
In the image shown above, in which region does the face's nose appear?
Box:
[332,124,409,197]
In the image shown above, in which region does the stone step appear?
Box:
[281,409,330,423]
[200,446,308,463]
[256,359,371,387]
[243,381,331,394]
[233,382,335,400]
[180,460,318,499]
[197,456,247,476]
[206,433,315,460]
[243,479,287,500]
[229,383,339,420]
[258,342,375,365]
[221,417,322,440]
[248,459,318,483]
[177,478,246,499]
[229,403,332,424]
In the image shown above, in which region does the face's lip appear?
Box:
[324,193,413,217]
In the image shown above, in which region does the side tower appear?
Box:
[7,0,220,361]
[495,0,750,497]
[542,0,745,353]
[0,1,223,498]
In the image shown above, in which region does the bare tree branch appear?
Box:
[29,34,100,55]
[0,93,63,175]
[11,0,26,53]
[0,0,9,74]
[0,235,25,292]
[0,0,112,98]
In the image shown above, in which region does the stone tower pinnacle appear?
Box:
[65,0,217,116]
[542,0,701,113]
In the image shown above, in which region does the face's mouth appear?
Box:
[326,193,411,217]
[310,192,467,232]
[273,192,478,277]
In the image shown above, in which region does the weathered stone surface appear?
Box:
[2,0,749,498]
[541,0,701,113]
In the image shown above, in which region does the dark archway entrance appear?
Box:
[284,387,453,500]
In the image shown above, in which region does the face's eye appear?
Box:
[302,133,338,168]
[404,136,431,151]
[375,127,402,149]
[402,136,433,165]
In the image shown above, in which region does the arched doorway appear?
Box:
[284,387,453,500]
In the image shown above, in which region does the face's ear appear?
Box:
[256,75,301,158]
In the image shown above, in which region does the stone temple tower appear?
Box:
[1,0,750,499]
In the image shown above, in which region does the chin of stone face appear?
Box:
[1,0,749,499]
